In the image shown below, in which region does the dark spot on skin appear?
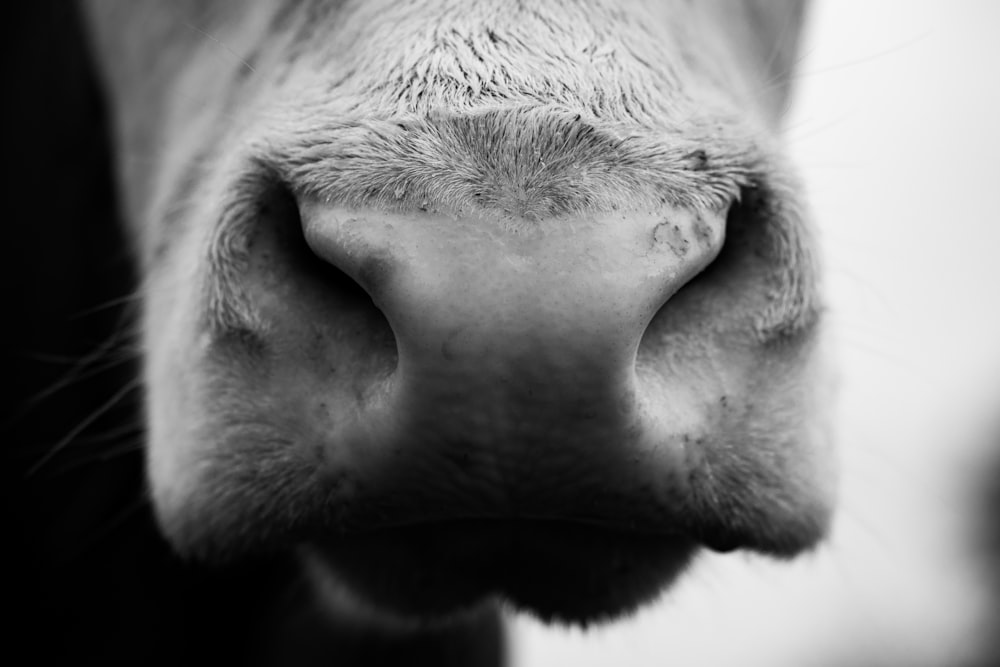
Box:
[684,149,709,171]
[652,221,690,257]
[652,221,671,245]
[681,433,706,448]
[693,215,714,247]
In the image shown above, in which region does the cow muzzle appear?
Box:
[148,183,832,623]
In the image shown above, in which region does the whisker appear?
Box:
[68,291,143,321]
[45,431,146,477]
[6,337,139,428]
[830,333,934,387]
[782,113,851,146]
[94,437,146,463]
[27,378,144,477]
[60,421,144,449]
[34,431,144,475]
[793,30,931,80]
[182,21,257,75]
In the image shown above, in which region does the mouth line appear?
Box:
[308,516,701,556]
[324,514,692,540]
[416,514,664,530]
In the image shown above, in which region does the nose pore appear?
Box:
[301,202,726,389]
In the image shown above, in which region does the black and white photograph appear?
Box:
[4,2,999,665]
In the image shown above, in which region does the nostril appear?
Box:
[211,176,399,373]
[692,187,757,286]
[650,193,749,311]
[298,201,406,312]
[263,184,376,310]
[638,179,817,372]
[636,197,737,353]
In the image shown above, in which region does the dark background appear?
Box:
[2,2,194,662]
[0,4,301,664]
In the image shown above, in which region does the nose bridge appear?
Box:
[301,202,726,378]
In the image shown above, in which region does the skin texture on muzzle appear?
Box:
[81,0,832,631]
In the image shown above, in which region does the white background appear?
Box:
[513,2,1000,664]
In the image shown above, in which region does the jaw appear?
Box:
[304,520,699,626]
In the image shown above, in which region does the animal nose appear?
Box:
[302,202,725,400]
[298,200,727,523]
